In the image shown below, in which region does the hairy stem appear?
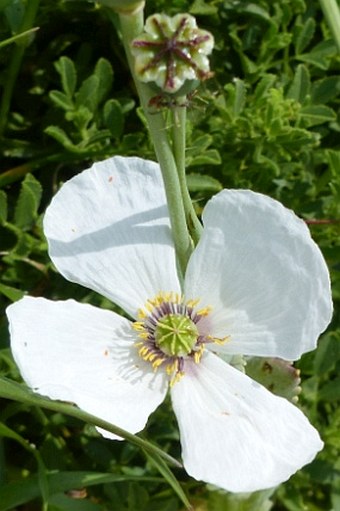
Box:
[171,102,203,245]
[118,9,193,276]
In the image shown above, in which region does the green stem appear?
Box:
[171,103,203,245]
[319,0,340,53]
[0,27,39,50]
[118,9,192,276]
[0,0,40,135]
[0,376,181,469]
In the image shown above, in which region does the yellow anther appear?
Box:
[194,344,205,364]
[146,302,154,312]
[152,358,164,369]
[138,332,149,340]
[137,309,147,319]
[132,322,145,331]
[186,298,200,308]
[166,361,177,375]
[139,346,149,357]
[170,371,184,387]
[208,335,231,345]
[197,306,212,317]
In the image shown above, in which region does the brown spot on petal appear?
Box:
[108,176,113,183]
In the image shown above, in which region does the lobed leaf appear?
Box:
[55,56,77,98]
[13,173,42,229]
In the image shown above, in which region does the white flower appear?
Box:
[7,156,332,493]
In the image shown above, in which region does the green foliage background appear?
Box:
[0,0,339,509]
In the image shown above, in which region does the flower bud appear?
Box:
[131,13,214,95]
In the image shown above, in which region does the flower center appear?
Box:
[155,313,199,357]
[132,292,229,385]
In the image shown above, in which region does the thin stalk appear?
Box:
[0,376,182,469]
[0,0,40,135]
[118,9,192,276]
[319,0,340,53]
[171,102,203,245]
[0,27,39,50]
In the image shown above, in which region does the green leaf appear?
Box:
[208,486,275,511]
[0,471,161,511]
[127,483,149,511]
[188,149,221,167]
[189,0,218,15]
[233,78,247,116]
[45,126,77,150]
[55,56,77,98]
[143,450,192,510]
[94,58,113,104]
[49,90,74,111]
[297,39,337,69]
[3,0,24,32]
[0,282,25,301]
[311,76,340,104]
[318,378,340,401]
[223,81,247,119]
[0,189,7,222]
[286,64,310,103]
[327,149,340,176]
[13,173,42,229]
[253,74,276,103]
[186,173,223,193]
[313,332,340,375]
[294,17,316,54]
[232,2,271,22]
[75,75,100,113]
[104,99,124,138]
[0,421,49,507]
[299,104,336,126]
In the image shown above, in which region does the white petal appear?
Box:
[7,297,167,439]
[44,157,181,318]
[185,190,332,360]
[171,352,323,493]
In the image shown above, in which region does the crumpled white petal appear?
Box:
[7,296,168,438]
[185,190,332,360]
[171,352,323,493]
[44,156,181,319]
